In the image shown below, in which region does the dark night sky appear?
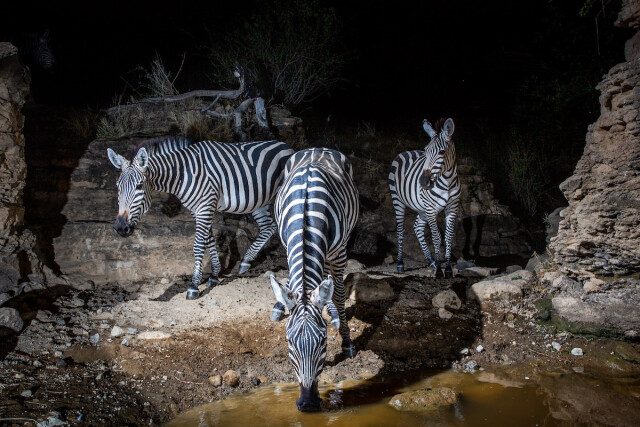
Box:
[2,0,627,125]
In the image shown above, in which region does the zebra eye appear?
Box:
[439,150,446,155]
[135,183,144,190]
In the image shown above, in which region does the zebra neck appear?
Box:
[146,157,184,199]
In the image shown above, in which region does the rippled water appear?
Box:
[166,367,640,427]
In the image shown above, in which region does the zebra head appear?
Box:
[107,147,152,237]
[35,30,55,70]
[420,118,455,190]
[270,274,335,412]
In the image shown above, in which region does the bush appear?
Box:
[207,0,344,105]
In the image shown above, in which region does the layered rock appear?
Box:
[0,43,40,294]
[551,1,640,277]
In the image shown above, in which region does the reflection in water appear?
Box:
[166,369,640,427]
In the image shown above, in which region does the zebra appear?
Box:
[107,137,294,300]
[14,30,55,70]
[388,118,460,278]
[269,148,359,412]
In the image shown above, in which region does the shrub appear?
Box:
[207,0,344,105]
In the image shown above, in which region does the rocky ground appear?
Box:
[2,260,640,426]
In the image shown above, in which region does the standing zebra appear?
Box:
[269,148,359,412]
[388,118,460,278]
[107,137,293,299]
[14,30,55,70]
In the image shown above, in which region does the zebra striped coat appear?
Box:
[107,138,294,299]
[269,148,359,412]
[388,118,460,277]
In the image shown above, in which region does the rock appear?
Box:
[468,270,534,306]
[120,338,129,346]
[345,259,366,274]
[0,292,11,305]
[137,331,172,340]
[614,342,640,364]
[458,266,497,278]
[345,273,394,303]
[257,375,268,384]
[464,360,479,373]
[456,258,476,270]
[583,277,605,293]
[160,277,169,285]
[460,348,469,355]
[33,360,43,367]
[110,325,125,338]
[545,207,563,244]
[384,255,394,265]
[571,348,584,357]
[250,377,261,386]
[551,341,562,352]
[388,387,458,412]
[222,370,240,387]
[20,389,32,398]
[438,308,453,320]
[0,307,23,332]
[505,265,522,274]
[525,254,548,273]
[127,327,138,335]
[475,345,484,353]
[551,274,580,291]
[432,290,462,310]
[208,374,222,387]
[89,333,100,345]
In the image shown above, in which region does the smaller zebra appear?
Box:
[269,148,359,412]
[15,30,55,70]
[388,118,460,277]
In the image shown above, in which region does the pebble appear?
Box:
[460,348,469,355]
[121,338,129,346]
[160,277,170,285]
[571,348,584,357]
[208,374,222,387]
[110,326,125,338]
[14,373,25,379]
[223,370,240,387]
[463,360,478,373]
[127,327,138,335]
[551,341,562,352]
[20,389,33,398]
[250,377,261,386]
[438,308,453,320]
[475,345,484,353]
[53,350,63,357]
[89,333,100,345]
[33,360,43,367]
[137,331,172,340]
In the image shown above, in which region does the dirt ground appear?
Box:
[2,261,640,426]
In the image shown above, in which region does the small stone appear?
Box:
[0,292,11,305]
[137,331,172,340]
[89,333,100,345]
[571,348,584,357]
[160,278,170,285]
[20,389,33,398]
[384,254,394,265]
[432,290,462,310]
[14,373,25,379]
[475,345,484,353]
[572,366,584,373]
[53,350,63,357]
[388,387,458,412]
[583,278,604,293]
[464,360,478,373]
[505,265,521,274]
[208,374,222,387]
[110,326,125,338]
[460,348,469,355]
[438,308,453,320]
[121,338,129,346]
[33,360,43,367]
[0,307,24,332]
[257,375,268,384]
[251,377,261,386]
[551,341,562,352]
[223,370,240,387]
[127,327,138,335]
[505,313,516,322]
[56,358,67,367]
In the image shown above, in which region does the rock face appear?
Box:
[469,270,534,309]
[551,1,640,276]
[388,387,458,412]
[0,43,40,294]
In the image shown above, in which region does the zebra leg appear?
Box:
[413,215,437,272]
[425,211,443,278]
[392,199,407,273]
[443,205,458,279]
[207,227,222,287]
[327,255,356,358]
[187,213,213,300]
[239,206,277,274]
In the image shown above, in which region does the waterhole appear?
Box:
[166,367,640,426]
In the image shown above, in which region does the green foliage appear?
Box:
[207,0,344,105]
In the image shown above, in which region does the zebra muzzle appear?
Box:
[113,216,134,237]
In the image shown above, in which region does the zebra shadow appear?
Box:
[323,272,482,409]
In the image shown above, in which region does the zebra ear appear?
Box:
[107,148,127,170]
[442,118,455,140]
[422,119,437,139]
[133,147,149,171]
[270,275,295,310]
[311,275,334,309]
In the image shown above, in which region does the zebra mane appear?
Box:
[432,118,447,134]
[131,136,192,158]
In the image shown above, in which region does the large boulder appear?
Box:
[0,43,41,294]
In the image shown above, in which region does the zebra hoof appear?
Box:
[342,344,357,359]
[271,302,285,321]
[185,288,200,300]
[238,261,251,275]
[207,277,219,288]
[396,263,404,273]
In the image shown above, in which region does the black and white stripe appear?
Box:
[107,138,294,299]
[269,148,359,412]
[388,118,460,277]
[15,30,55,70]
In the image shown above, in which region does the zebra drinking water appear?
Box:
[388,118,460,278]
[107,137,293,299]
[269,148,359,412]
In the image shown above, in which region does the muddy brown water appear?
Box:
[166,368,640,427]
